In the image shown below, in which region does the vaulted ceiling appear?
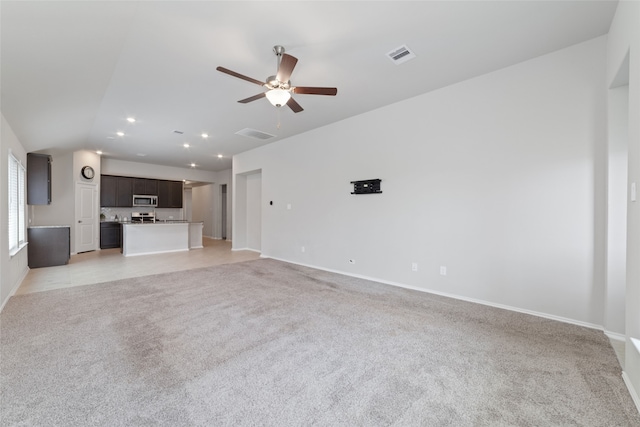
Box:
[1,1,617,171]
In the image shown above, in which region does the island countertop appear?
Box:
[121,222,203,256]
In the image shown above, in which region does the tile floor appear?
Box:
[16,238,260,295]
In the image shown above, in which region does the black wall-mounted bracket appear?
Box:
[351,179,382,195]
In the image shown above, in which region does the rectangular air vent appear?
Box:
[387,45,416,65]
[235,128,275,140]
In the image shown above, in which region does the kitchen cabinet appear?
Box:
[27,153,52,205]
[100,222,122,249]
[27,226,70,268]
[157,180,183,208]
[116,177,133,207]
[101,175,181,208]
[100,175,117,207]
[133,178,157,195]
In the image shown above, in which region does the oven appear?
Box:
[131,212,156,223]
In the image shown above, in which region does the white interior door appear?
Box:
[76,182,97,253]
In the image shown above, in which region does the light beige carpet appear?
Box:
[1,259,638,426]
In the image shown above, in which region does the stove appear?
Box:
[131,212,155,223]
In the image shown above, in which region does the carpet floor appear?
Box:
[1,258,639,426]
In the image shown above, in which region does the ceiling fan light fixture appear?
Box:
[265,88,291,107]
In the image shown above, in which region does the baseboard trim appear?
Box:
[622,371,640,414]
[0,266,29,313]
[604,331,626,342]
[262,255,602,331]
[232,247,260,254]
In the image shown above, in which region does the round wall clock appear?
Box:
[81,165,95,180]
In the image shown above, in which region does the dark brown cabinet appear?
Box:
[100,175,117,207]
[100,222,122,249]
[27,226,70,268]
[133,178,157,195]
[116,177,133,207]
[157,180,183,208]
[101,175,181,208]
[27,153,52,205]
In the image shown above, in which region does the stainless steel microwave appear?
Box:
[132,195,158,207]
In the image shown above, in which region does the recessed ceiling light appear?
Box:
[183,143,190,148]
[126,117,136,123]
[117,131,124,137]
[201,133,209,138]
[217,154,223,158]
[96,150,103,155]
[190,163,196,168]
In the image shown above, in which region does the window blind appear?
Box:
[8,152,26,253]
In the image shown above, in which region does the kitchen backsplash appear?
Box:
[101,207,183,222]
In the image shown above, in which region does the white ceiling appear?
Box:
[1,1,617,172]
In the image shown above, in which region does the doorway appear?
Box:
[221,184,227,240]
[604,52,629,346]
[75,182,98,253]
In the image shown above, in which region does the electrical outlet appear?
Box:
[412,262,418,272]
[440,266,447,276]
[349,259,355,264]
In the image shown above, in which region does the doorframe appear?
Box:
[75,181,98,254]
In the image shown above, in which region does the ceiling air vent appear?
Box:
[387,45,416,65]
[235,128,275,140]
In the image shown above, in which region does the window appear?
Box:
[8,151,26,254]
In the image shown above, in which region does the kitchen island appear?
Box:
[121,221,203,256]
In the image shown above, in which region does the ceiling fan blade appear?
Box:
[216,66,265,87]
[293,86,338,96]
[287,97,304,113]
[276,54,298,83]
[238,92,266,103]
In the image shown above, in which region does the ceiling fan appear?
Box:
[216,45,337,113]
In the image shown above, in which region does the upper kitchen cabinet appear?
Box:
[157,180,183,208]
[27,153,51,205]
[116,177,133,207]
[101,175,182,208]
[101,175,135,207]
[133,178,157,196]
[100,175,117,207]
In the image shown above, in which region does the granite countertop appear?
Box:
[28,225,71,228]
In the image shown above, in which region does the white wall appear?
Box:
[245,172,262,251]
[192,184,214,237]
[1,113,29,310]
[102,158,216,182]
[234,36,607,327]
[605,86,628,336]
[30,149,101,254]
[606,0,640,409]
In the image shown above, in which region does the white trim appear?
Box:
[0,266,29,313]
[261,255,603,331]
[9,241,28,258]
[604,331,627,343]
[232,247,258,253]
[622,371,640,414]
